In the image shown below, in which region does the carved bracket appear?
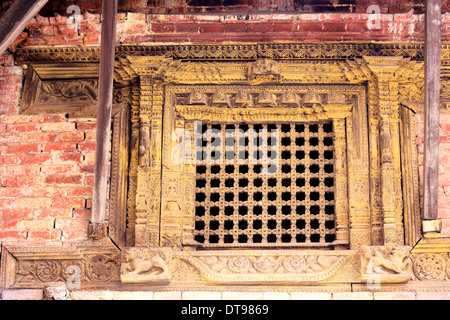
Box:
[120,247,172,284]
[360,245,413,284]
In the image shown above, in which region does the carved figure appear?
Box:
[361,245,412,276]
[122,251,168,276]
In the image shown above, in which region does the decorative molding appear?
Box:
[15,43,450,64]
[177,250,356,284]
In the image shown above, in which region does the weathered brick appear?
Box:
[19,219,54,229]
[6,165,40,176]
[78,141,96,152]
[27,229,61,241]
[52,197,85,208]
[42,142,77,152]
[17,153,52,165]
[53,152,83,164]
[41,122,76,132]
[44,174,83,185]
[4,144,40,154]
[59,131,85,142]
[1,176,40,187]
[14,198,53,209]
[40,164,75,175]
[0,230,28,240]
[36,208,72,219]
[23,187,66,198]
[6,123,40,134]
[67,187,93,197]
[0,208,33,220]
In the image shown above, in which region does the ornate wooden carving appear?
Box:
[4,43,450,292]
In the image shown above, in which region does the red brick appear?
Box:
[67,187,93,197]
[23,187,66,198]
[73,208,91,219]
[40,164,74,175]
[59,131,85,142]
[175,22,199,33]
[27,230,61,241]
[44,175,83,185]
[4,144,40,154]
[6,165,40,176]
[76,121,96,131]
[0,187,24,198]
[0,230,27,240]
[222,22,247,33]
[78,141,96,152]
[14,198,52,209]
[53,152,83,163]
[296,22,324,33]
[17,153,52,165]
[22,132,59,143]
[0,220,20,229]
[85,175,94,186]
[151,22,175,33]
[198,23,224,34]
[42,142,77,152]
[36,208,72,219]
[273,22,296,32]
[247,22,274,33]
[30,114,68,123]
[52,197,85,208]
[0,156,19,166]
[0,209,33,219]
[5,123,40,134]
[0,198,13,208]
[1,176,40,187]
[41,122,76,132]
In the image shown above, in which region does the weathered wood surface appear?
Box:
[423,0,442,221]
[0,0,49,55]
[91,0,118,228]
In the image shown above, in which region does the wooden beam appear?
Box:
[423,0,442,221]
[90,0,118,237]
[0,0,49,55]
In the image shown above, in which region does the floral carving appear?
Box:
[85,255,117,282]
[227,257,251,273]
[413,253,446,281]
[36,261,61,282]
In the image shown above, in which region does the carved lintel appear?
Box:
[360,245,413,284]
[88,222,108,239]
[248,59,281,83]
[120,247,172,284]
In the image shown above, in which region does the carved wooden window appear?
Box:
[157,84,360,250]
[193,121,336,247]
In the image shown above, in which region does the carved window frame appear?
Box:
[159,84,370,250]
[4,44,450,289]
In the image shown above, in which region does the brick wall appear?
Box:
[0,112,97,243]
[11,10,450,48]
[417,114,450,234]
[2,0,448,16]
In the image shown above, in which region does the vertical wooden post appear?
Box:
[423,0,442,225]
[89,0,118,238]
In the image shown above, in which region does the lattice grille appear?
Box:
[194,122,336,247]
